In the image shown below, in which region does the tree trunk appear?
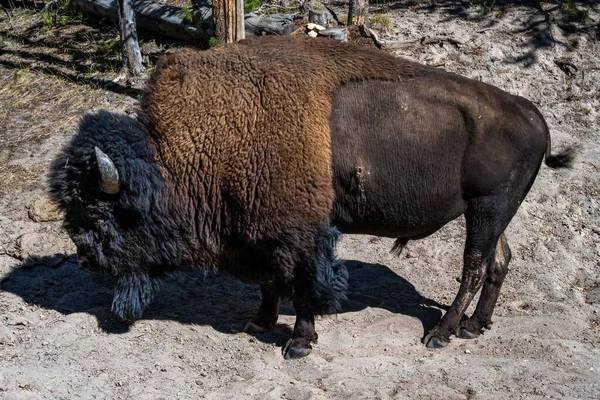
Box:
[347,0,354,26]
[354,0,368,25]
[213,0,244,43]
[348,0,368,25]
[116,0,143,80]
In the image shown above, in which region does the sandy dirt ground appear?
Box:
[0,1,599,399]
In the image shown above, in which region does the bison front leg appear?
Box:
[281,225,348,359]
[244,282,280,333]
[282,305,319,359]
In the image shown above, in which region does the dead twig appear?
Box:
[360,26,466,50]
[360,26,420,49]
[1,4,12,26]
[420,36,464,47]
[554,59,578,76]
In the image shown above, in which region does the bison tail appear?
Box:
[544,128,575,169]
[311,226,349,315]
[545,146,575,169]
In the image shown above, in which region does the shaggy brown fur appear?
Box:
[144,36,423,254]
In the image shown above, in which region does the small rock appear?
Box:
[0,330,16,345]
[27,197,64,222]
[546,238,558,252]
[465,349,471,354]
[7,316,30,327]
[306,23,326,38]
[17,231,75,259]
[540,2,557,11]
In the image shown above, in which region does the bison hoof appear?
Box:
[243,320,273,333]
[457,328,480,339]
[282,338,312,360]
[424,332,449,349]
[458,318,486,339]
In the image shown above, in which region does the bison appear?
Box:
[49,35,572,359]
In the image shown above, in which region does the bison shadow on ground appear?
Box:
[0,255,445,346]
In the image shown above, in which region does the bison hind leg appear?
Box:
[458,233,511,339]
[112,273,161,321]
[244,282,281,333]
[424,173,533,348]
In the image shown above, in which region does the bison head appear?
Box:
[49,111,182,321]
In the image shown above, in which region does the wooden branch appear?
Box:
[360,26,420,49]
[420,36,464,47]
[116,0,143,80]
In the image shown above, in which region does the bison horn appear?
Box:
[94,146,121,195]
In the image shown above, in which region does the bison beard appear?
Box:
[112,273,161,321]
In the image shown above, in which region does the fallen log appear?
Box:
[71,0,214,41]
[70,0,300,42]
[318,27,347,42]
[244,13,297,37]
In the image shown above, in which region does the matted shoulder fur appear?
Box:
[143,36,425,245]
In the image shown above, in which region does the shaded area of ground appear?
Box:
[1,257,445,345]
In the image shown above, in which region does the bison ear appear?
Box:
[94,146,121,195]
